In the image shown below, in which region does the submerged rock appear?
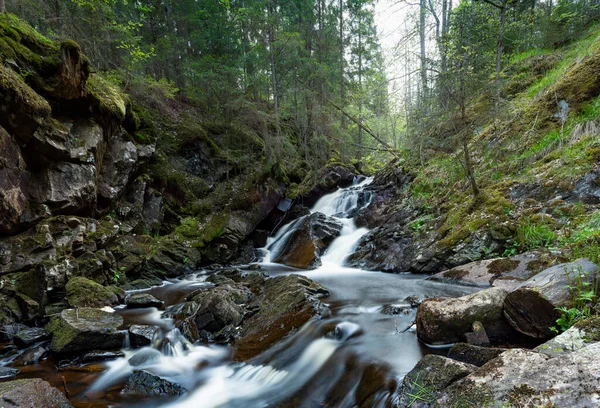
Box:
[271,212,343,269]
[503,259,598,340]
[0,367,20,379]
[14,344,47,366]
[416,287,513,345]
[0,378,73,408]
[121,370,184,397]
[46,308,124,354]
[129,325,160,348]
[13,326,47,348]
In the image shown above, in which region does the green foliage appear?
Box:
[551,265,599,333]
[515,218,556,251]
[406,375,435,407]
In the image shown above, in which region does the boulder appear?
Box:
[14,344,47,366]
[0,127,30,234]
[464,321,490,347]
[126,293,164,309]
[235,274,329,359]
[398,355,476,408]
[66,277,118,308]
[447,343,507,367]
[0,378,73,408]
[503,259,598,339]
[129,325,160,348]
[46,308,124,354]
[428,252,547,290]
[121,370,184,397]
[296,163,358,207]
[572,169,600,204]
[436,343,600,407]
[271,212,343,269]
[416,287,513,345]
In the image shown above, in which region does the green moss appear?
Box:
[87,73,127,120]
[443,269,469,280]
[574,316,600,342]
[66,277,117,308]
[0,63,51,117]
[487,259,520,275]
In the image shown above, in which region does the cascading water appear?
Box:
[15,178,478,407]
[263,176,373,268]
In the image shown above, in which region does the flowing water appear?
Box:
[0,178,477,407]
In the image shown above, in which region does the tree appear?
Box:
[0,0,5,14]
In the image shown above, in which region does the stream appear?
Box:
[0,178,476,407]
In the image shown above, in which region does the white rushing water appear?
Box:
[263,176,373,268]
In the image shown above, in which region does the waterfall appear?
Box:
[262,177,373,268]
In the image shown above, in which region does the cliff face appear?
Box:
[0,15,285,326]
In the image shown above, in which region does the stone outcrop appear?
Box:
[0,378,73,408]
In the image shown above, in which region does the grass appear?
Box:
[510,48,552,64]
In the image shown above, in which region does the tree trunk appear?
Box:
[357,10,363,167]
[268,0,281,160]
[0,0,5,14]
[339,0,346,160]
[419,0,428,104]
[495,0,507,91]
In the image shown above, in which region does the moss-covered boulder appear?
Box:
[416,287,515,345]
[66,277,118,308]
[46,308,124,354]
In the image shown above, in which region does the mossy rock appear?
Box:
[46,308,124,354]
[87,74,128,121]
[66,277,118,308]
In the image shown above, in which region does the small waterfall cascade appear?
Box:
[263,176,374,268]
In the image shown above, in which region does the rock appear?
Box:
[0,378,73,408]
[380,304,409,315]
[572,169,600,203]
[98,132,140,204]
[129,325,160,348]
[190,284,253,342]
[121,370,184,397]
[13,326,48,348]
[81,350,125,363]
[503,259,598,339]
[416,287,513,345]
[0,127,30,234]
[30,162,97,214]
[398,355,477,408]
[447,343,507,367]
[0,367,20,379]
[126,293,164,309]
[271,212,343,269]
[464,321,490,347]
[46,308,124,354]
[428,252,546,290]
[235,274,329,360]
[436,343,600,407]
[66,277,118,308]
[14,344,47,366]
[296,163,358,207]
[405,295,428,307]
[534,317,600,357]
[128,348,162,367]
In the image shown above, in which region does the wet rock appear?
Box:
[98,132,140,204]
[436,343,600,407]
[572,169,600,203]
[235,274,329,360]
[0,367,20,379]
[190,284,253,342]
[271,212,343,269]
[46,308,124,354]
[81,350,125,363]
[126,293,164,309]
[13,326,48,348]
[416,287,513,345]
[121,370,184,397]
[405,295,428,307]
[296,163,358,207]
[428,252,545,290]
[503,259,598,340]
[380,304,409,315]
[464,321,490,347]
[129,325,160,348]
[0,378,73,408]
[14,344,47,366]
[128,348,162,367]
[66,277,118,308]
[398,355,476,407]
[447,343,507,367]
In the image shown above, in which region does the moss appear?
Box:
[87,73,127,120]
[0,63,51,117]
[65,276,117,308]
[574,316,600,342]
[487,259,520,275]
[443,269,469,280]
